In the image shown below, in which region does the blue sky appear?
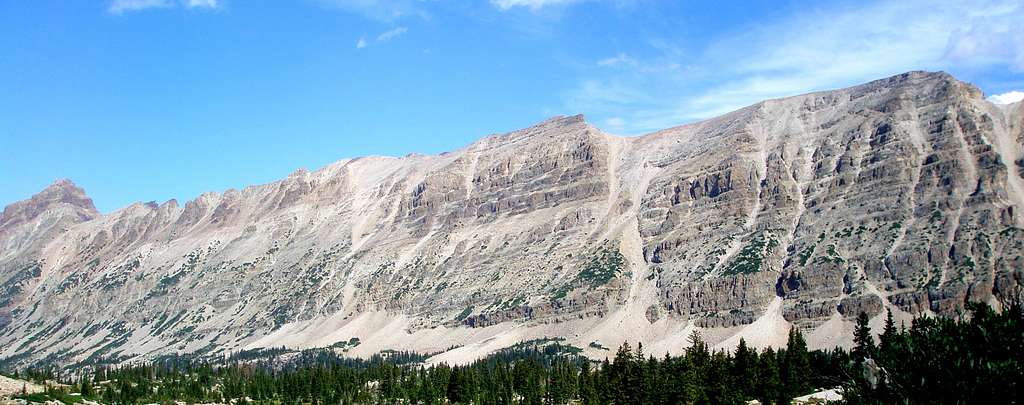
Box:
[1,0,1022,213]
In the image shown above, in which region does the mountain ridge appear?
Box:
[2,70,1022,368]
[6,71,970,219]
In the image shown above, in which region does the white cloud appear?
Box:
[945,11,1024,71]
[356,27,408,49]
[988,91,1024,105]
[186,0,218,8]
[376,27,408,42]
[688,1,967,117]
[318,0,423,21]
[604,117,626,129]
[108,0,218,14]
[108,0,171,14]
[597,53,637,68]
[565,0,1024,134]
[491,0,584,11]
[567,79,648,110]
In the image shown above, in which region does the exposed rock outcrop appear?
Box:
[1,71,1022,367]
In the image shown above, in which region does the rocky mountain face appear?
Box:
[2,71,1022,367]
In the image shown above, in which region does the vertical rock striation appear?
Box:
[1,71,1021,367]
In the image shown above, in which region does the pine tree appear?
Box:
[853,311,877,362]
[80,376,94,398]
[685,330,711,403]
[733,338,757,401]
[783,327,811,401]
[578,360,599,405]
[756,347,782,405]
[642,355,663,404]
[882,308,895,337]
[608,342,634,404]
[628,342,644,403]
[594,358,610,402]
[877,308,897,373]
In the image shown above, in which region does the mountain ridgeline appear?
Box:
[1,71,1023,368]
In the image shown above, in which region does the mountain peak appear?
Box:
[37,178,97,210]
[0,179,99,233]
[46,178,83,194]
[537,114,587,128]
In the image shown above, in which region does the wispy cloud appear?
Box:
[109,0,171,14]
[186,0,218,8]
[376,26,408,42]
[568,0,1024,134]
[567,79,648,111]
[108,0,218,14]
[988,90,1024,105]
[943,1,1024,72]
[491,0,585,11]
[356,27,409,49]
[604,116,626,130]
[597,53,637,68]
[318,0,425,21]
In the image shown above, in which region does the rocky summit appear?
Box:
[2,71,1022,368]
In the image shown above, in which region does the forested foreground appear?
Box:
[6,300,1022,404]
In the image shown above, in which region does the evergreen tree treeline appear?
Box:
[8,300,1022,404]
[11,332,843,404]
[845,300,1024,404]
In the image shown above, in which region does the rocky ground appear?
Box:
[0,375,43,398]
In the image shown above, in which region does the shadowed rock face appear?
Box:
[1,71,1023,367]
